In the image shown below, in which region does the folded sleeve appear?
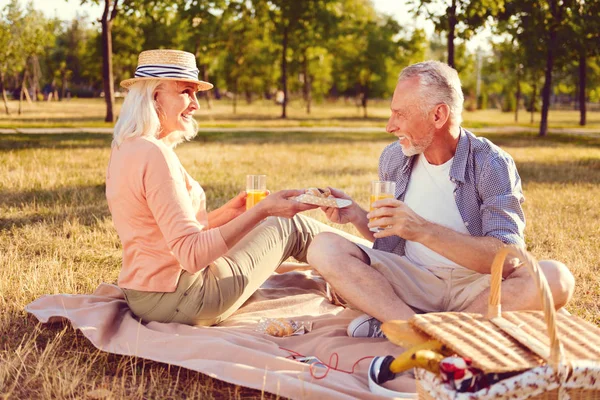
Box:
[478,154,526,247]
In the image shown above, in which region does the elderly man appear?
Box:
[306,61,575,338]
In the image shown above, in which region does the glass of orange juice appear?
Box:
[246,174,268,210]
[369,180,396,232]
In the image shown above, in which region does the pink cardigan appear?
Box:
[106,136,228,292]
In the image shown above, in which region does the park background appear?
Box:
[1,0,599,398]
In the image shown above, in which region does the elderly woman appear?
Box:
[106,49,349,326]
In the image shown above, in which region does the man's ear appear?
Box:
[432,103,451,129]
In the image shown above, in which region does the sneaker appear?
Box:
[347,314,385,338]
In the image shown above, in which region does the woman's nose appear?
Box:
[190,93,199,109]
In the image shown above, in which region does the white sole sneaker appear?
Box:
[347,313,384,338]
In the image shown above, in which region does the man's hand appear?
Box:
[367,198,430,241]
[321,187,359,225]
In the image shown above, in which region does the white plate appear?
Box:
[294,194,352,208]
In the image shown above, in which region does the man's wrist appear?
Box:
[416,220,437,244]
[348,202,366,225]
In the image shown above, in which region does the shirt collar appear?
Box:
[449,127,470,183]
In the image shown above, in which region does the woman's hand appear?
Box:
[256,189,317,218]
[222,191,247,219]
[208,191,247,228]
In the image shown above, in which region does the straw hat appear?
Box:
[120,49,213,91]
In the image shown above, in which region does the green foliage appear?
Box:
[2,0,598,119]
[409,0,504,67]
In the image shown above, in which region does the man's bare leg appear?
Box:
[463,260,575,314]
[307,232,415,322]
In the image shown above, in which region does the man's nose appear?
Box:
[385,115,396,134]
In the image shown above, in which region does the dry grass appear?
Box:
[1,129,599,398]
[1,98,600,130]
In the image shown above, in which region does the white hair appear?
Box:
[113,80,198,148]
[398,61,464,129]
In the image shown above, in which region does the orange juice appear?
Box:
[369,193,394,230]
[246,190,268,210]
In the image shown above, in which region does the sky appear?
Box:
[11,0,491,52]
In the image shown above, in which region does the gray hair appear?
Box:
[113,80,198,148]
[398,61,464,129]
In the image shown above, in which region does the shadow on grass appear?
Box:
[2,130,599,150]
[0,204,110,231]
[0,184,109,230]
[194,130,393,144]
[0,184,106,208]
[0,116,111,125]
[0,133,112,151]
[517,159,600,185]
[481,132,600,149]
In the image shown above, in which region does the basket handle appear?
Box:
[487,245,564,370]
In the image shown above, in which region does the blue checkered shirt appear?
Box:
[373,128,526,255]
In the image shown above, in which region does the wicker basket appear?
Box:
[410,246,600,400]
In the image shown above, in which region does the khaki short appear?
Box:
[333,244,492,313]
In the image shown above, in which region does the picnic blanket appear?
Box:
[25,269,415,399]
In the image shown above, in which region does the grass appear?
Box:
[1,98,600,130]
[1,128,599,398]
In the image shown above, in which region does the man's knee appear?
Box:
[307,232,361,273]
[538,260,575,309]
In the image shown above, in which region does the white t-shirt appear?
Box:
[403,154,470,268]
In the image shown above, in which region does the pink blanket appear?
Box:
[26,270,414,399]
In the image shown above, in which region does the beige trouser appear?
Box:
[123,215,370,326]
[345,244,492,313]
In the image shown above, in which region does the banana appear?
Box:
[413,350,445,373]
[389,340,453,374]
[381,320,432,347]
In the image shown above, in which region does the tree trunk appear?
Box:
[60,69,67,101]
[280,22,288,119]
[447,0,457,69]
[362,84,369,118]
[539,31,556,137]
[515,71,521,123]
[31,55,40,102]
[0,71,10,115]
[578,49,586,126]
[18,68,29,115]
[200,64,212,110]
[539,0,562,137]
[530,82,536,124]
[245,90,252,104]
[233,79,237,114]
[101,0,118,123]
[302,50,311,115]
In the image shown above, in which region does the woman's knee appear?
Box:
[539,260,575,309]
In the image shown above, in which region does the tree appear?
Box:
[292,0,339,114]
[177,0,227,109]
[81,0,119,123]
[0,1,19,114]
[12,2,55,113]
[409,0,503,69]
[498,0,573,136]
[568,0,600,126]
[331,0,406,118]
[253,0,339,118]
